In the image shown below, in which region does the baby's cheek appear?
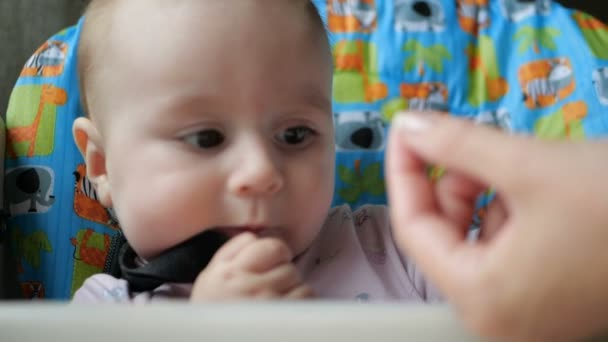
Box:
[113,178,197,258]
[291,167,333,254]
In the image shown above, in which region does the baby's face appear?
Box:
[96,1,335,259]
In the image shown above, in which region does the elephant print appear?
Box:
[4,166,56,216]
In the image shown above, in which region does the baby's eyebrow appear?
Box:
[298,84,332,114]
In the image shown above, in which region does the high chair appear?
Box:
[3,0,608,304]
[3,1,608,341]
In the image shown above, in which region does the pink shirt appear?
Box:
[73,205,443,303]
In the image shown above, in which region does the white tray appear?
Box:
[0,302,480,342]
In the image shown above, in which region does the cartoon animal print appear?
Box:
[10,228,52,274]
[70,228,112,295]
[394,0,445,32]
[400,82,449,112]
[592,67,608,105]
[380,98,407,123]
[20,281,45,299]
[338,161,385,203]
[573,11,608,60]
[328,0,377,33]
[518,57,575,109]
[73,164,120,228]
[466,36,509,107]
[500,0,550,22]
[427,165,445,182]
[6,84,67,159]
[513,26,560,55]
[334,112,385,151]
[403,40,452,77]
[4,166,55,216]
[20,41,68,77]
[457,0,489,35]
[475,108,512,132]
[534,100,588,140]
[381,93,450,123]
[333,40,388,104]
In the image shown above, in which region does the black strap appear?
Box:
[104,230,228,293]
[103,230,127,279]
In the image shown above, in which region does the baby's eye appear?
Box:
[184,129,225,149]
[277,126,316,146]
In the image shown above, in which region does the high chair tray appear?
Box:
[0,303,479,341]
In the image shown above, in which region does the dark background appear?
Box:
[0,0,89,118]
[556,0,607,23]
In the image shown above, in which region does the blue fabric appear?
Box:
[3,18,117,299]
[5,1,608,299]
[322,0,608,209]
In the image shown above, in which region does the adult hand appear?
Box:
[386,112,608,341]
[191,233,312,301]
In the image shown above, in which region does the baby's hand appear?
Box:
[190,232,313,301]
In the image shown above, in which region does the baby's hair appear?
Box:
[306,1,331,36]
[78,0,329,119]
[77,0,117,119]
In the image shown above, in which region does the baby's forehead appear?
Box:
[82,0,331,123]
[99,2,327,66]
[103,0,323,36]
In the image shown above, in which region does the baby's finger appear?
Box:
[257,263,303,295]
[232,238,293,273]
[211,232,257,262]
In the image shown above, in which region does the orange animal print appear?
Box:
[6,84,67,158]
[562,101,588,138]
[21,41,68,77]
[334,40,387,102]
[457,0,489,35]
[328,0,376,33]
[465,41,510,104]
[573,11,608,30]
[73,164,120,229]
[70,228,115,295]
[20,282,45,299]
[518,57,575,109]
[70,228,111,269]
[399,82,448,111]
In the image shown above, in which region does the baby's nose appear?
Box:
[227,147,284,196]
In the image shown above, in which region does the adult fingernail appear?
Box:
[393,112,434,133]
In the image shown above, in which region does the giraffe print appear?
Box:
[6,84,67,159]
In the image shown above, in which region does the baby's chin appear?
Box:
[136,229,230,262]
[132,240,187,261]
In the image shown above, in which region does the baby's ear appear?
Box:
[72,117,113,207]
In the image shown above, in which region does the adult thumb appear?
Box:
[392,112,533,194]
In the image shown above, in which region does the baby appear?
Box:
[72,0,441,303]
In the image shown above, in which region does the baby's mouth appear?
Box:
[214,226,269,238]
